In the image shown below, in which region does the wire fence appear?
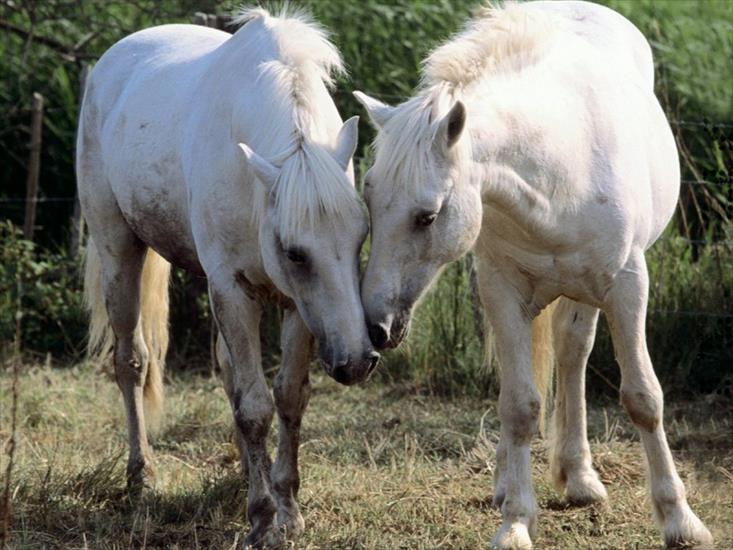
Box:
[1,80,730,325]
[1,177,728,206]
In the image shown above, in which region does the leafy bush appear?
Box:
[0,1,730,396]
[0,222,86,357]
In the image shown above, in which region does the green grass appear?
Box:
[2,362,732,549]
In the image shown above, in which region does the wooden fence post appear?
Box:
[69,63,90,256]
[194,12,229,31]
[23,92,44,241]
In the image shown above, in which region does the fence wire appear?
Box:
[1,106,730,326]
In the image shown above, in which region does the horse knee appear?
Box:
[273,373,310,425]
[113,335,149,387]
[500,388,541,442]
[620,382,662,432]
[233,387,274,444]
[556,332,594,368]
[554,309,597,369]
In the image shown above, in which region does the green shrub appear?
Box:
[1,1,730,397]
[0,222,86,358]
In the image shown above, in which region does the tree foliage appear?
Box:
[0,0,730,393]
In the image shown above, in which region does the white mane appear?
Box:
[234,7,344,88]
[423,2,555,89]
[374,3,556,192]
[372,88,461,196]
[234,7,362,241]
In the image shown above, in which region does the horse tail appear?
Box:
[532,299,557,436]
[84,238,114,369]
[138,249,170,431]
[83,239,171,432]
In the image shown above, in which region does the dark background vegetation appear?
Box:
[1,0,731,398]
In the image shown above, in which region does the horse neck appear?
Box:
[233,76,339,163]
[212,19,343,156]
[464,93,559,240]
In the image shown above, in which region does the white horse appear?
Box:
[355,1,712,548]
[78,8,376,548]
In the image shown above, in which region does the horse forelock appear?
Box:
[273,142,363,244]
[373,87,471,197]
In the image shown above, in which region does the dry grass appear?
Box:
[1,363,732,549]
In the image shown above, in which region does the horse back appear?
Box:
[487,2,676,248]
[527,1,654,89]
[78,25,230,273]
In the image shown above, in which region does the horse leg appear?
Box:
[481,271,539,549]
[474,260,510,507]
[604,251,712,549]
[216,332,248,474]
[271,308,313,540]
[97,230,154,491]
[208,275,278,549]
[549,298,607,505]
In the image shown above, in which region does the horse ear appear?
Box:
[333,116,359,171]
[436,101,466,150]
[353,91,395,129]
[238,142,279,190]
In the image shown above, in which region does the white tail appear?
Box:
[83,239,171,431]
[531,300,557,435]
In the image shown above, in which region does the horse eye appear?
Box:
[285,248,308,265]
[415,212,438,228]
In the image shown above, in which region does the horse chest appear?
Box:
[484,238,620,309]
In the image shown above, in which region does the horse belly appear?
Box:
[103,134,202,273]
[122,182,203,275]
[100,94,204,273]
[480,207,631,308]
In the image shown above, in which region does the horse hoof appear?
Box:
[277,508,305,540]
[565,470,608,506]
[663,505,713,549]
[243,528,285,550]
[491,521,534,550]
[126,459,157,496]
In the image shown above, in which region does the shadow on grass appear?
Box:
[12,452,247,548]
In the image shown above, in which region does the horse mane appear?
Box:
[373,3,555,193]
[423,2,555,89]
[233,7,344,89]
[233,8,362,241]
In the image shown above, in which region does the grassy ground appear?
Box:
[1,363,732,549]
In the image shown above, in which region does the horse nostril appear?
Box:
[332,363,351,385]
[368,322,390,350]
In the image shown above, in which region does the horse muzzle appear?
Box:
[320,348,380,386]
[367,310,411,351]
